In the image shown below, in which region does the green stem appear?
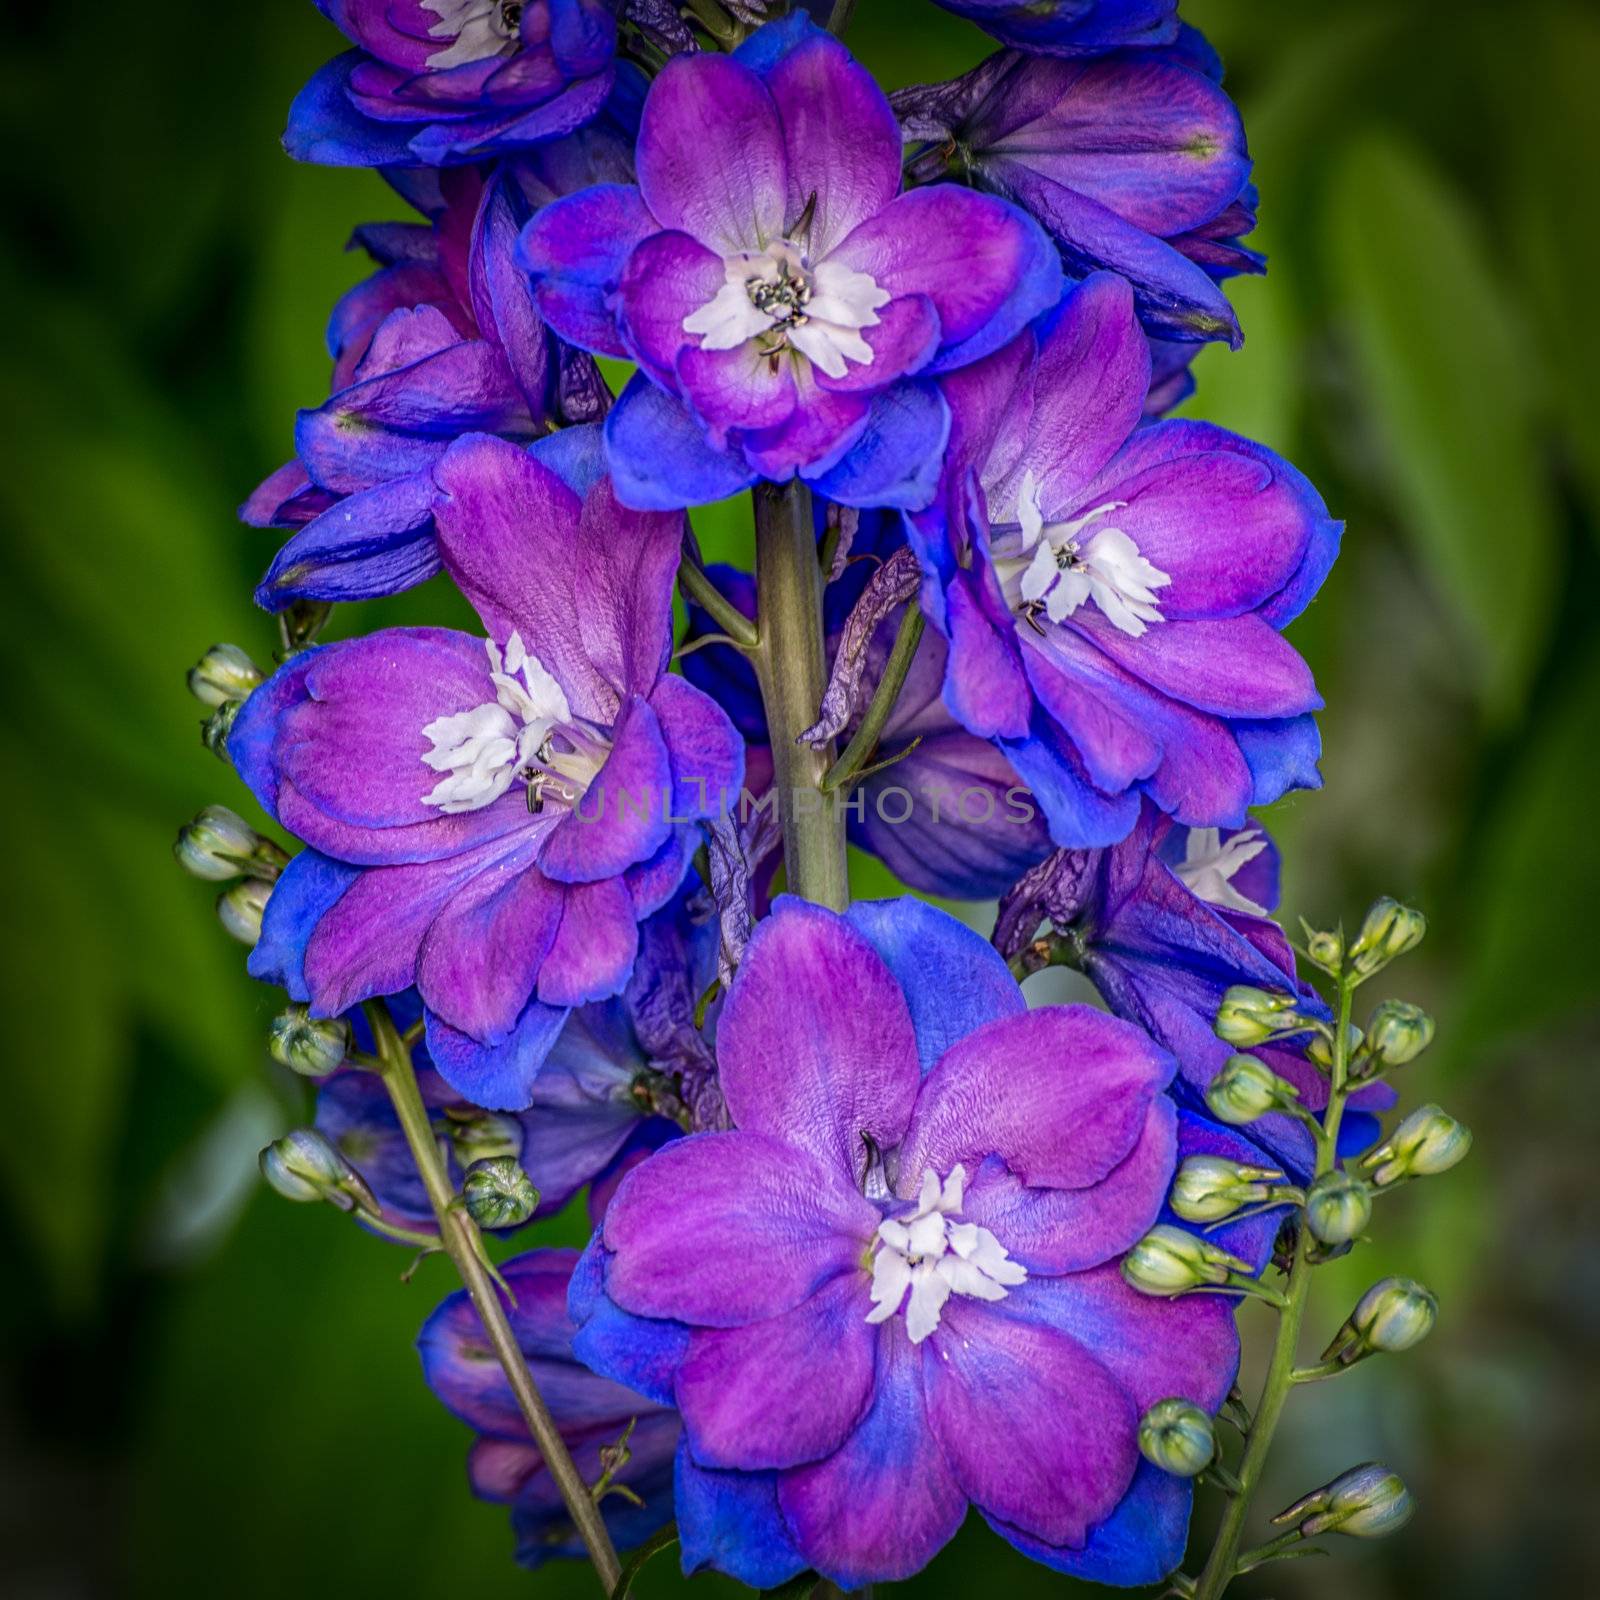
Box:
[364,1002,623,1595]
[679,540,759,649]
[1189,973,1355,1600]
[823,603,924,792]
[752,480,850,911]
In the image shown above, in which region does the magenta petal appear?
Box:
[678,341,799,436]
[717,900,922,1187]
[778,1323,965,1588]
[637,53,786,253]
[813,294,942,395]
[1071,612,1321,719]
[962,1097,1176,1275]
[990,271,1149,513]
[535,876,640,1007]
[765,29,902,257]
[677,1274,876,1471]
[943,568,1033,740]
[1022,643,1162,795]
[647,675,745,817]
[830,185,1039,349]
[742,371,872,478]
[602,1132,877,1327]
[925,1297,1137,1547]
[899,1006,1173,1193]
[618,230,726,388]
[416,853,563,1041]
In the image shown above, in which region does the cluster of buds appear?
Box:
[1273,1463,1415,1540]
[260,1128,377,1214]
[174,802,286,948]
[1362,1104,1472,1188]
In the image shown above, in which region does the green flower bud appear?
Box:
[217,878,273,946]
[1273,1463,1414,1539]
[260,1128,377,1213]
[1361,1104,1472,1188]
[1123,1225,1252,1297]
[1205,1053,1298,1126]
[1350,1277,1437,1353]
[1365,1000,1435,1067]
[443,1108,524,1168]
[461,1158,540,1230]
[1169,1155,1286,1224]
[268,1004,351,1078]
[188,642,263,707]
[1138,1398,1217,1477]
[202,699,241,760]
[1300,921,1345,976]
[174,805,286,882]
[1349,898,1426,978]
[1305,1170,1372,1245]
[1214,985,1305,1047]
[1306,1022,1361,1070]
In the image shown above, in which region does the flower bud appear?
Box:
[1214,985,1305,1047]
[1349,898,1426,978]
[202,699,241,760]
[461,1158,540,1229]
[268,1004,351,1079]
[260,1128,377,1213]
[1304,1170,1372,1245]
[1306,1022,1361,1070]
[174,805,285,882]
[443,1108,524,1168]
[1169,1155,1286,1224]
[1301,921,1345,975]
[1273,1463,1414,1539]
[1205,1053,1298,1126]
[1365,1000,1435,1067]
[188,642,263,707]
[1330,1277,1438,1362]
[217,878,273,946]
[1138,1398,1216,1477]
[1123,1225,1252,1297]
[1361,1104,1472,1188]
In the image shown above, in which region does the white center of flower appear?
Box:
[682,238,889,382]
[1008,469,1171,638]
[420,0,523,70]
[1175,826,1270,916]
[865,1165,1027,1344]
[420,633,605,815]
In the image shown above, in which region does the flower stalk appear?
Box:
[363,1001,624,1594]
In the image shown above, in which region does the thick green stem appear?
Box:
[752,480,850,911]
[1189,975,1355,1600]
[365,1003,623,1595]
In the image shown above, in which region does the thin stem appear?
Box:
[823,603,924,792]
[364,1002,623,1594]
[826,0,860,36]
[1189,972,1355,1600]
[679,539,759,648]
[752,480,850,911]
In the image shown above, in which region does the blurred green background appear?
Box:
[2,0,1597,1594]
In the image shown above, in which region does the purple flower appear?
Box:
[244,146,636,608]
[420,1247,680,1567]
[286,0,619,167]
[910,270,1337,849]
[893,33,1257,345]
[232,434,743,1109]
[571,897,1242,1587]
[993,804,1394,1174]
[520,14,1061,510]
[929,0,1178,56]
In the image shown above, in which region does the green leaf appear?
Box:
[1321,130,1560,723]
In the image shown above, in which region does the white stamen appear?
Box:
[683,239,888,381]
[864,1164,1027,1343]
[419,0,521,70]
[1175,827,1270,916]
[1012,470,1171,637]
[421,633,579,814]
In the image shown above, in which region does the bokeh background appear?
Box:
[2,0,1597,1594]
